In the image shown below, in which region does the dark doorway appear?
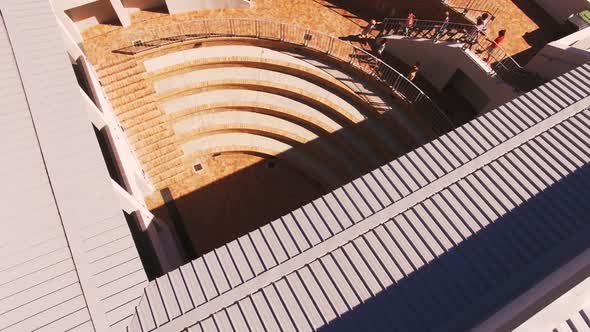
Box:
[443,70,488,125]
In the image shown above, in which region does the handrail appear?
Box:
[382,18,524,74]
[113,18,454,135]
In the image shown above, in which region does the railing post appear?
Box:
[304,29,311,46]
[326,37,334,55]
[255,20,260,38]
[414,94,422,104]
[229,19,234,36]
[203,20,209,35]
[280,23,285,41]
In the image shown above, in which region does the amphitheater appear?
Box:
[85,7,449,254]
[2,0,590,331]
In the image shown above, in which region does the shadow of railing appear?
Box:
[317,162,590,331]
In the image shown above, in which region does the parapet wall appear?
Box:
[166,0,250,14]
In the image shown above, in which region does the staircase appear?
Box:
[96,59,191,190]
[380,18,545,91]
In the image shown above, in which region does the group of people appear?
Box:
[463,13,507,62]
[358,9,507,81]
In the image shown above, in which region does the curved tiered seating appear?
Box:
[152,62,407,156]
[144,45,397,112]
[92,20,448,260]
[161,89,383,167]
[96,39,432,191]
[174,110,361,179]
[153,67,367,122]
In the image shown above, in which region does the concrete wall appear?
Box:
[122,0,166,14]
[384,37,517,113]
[51,0,131,35]
[533,0,590,23]
[526,28,590,80]
[63,0,118,30]
[165,0,250,14]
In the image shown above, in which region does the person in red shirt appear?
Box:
[404,10,416,36]
[484,29,506,62]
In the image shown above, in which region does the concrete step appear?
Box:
[116,97,156,115]
[110,88,154,108]
[154,170,193,190]
[133,130,175,150]
[100,66,144,87]
[97,59,138,78]
[139,142,180,164]
[122,109,164,131]
[129,124,171,144]
[118,103,159,122]
[143,149,184,170]
[146,157,184,179]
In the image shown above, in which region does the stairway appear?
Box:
[96,59,190,190]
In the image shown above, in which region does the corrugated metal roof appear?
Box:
[126,63,590,332]
[550,309,590,332]
[511,266,590,332]
[0,10,92,332]
[0,1,148,330]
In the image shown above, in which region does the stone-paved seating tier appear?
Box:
[152,66,405,157]
[161,89,381,168]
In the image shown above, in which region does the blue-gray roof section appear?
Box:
[126,63,590,331]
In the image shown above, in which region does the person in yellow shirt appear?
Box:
[407,61,421,81]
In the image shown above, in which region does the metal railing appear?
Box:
[381,18,527,81]
[113,18,454,135]
[442,0,502,24]
[381,18,475,43]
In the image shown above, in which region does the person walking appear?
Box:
[483,29,506,62]
[464,15,487,50]
[377,37,387,55]
[434,11,450,41]
[361,19,378,38]
[407,61,420,81]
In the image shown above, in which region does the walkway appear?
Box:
[82,0,371,66]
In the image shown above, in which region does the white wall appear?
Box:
[526,28,590,80]
[533,0,590,23]
[383,37,517,113]
[165,0,250,14]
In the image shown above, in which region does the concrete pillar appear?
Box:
[109,0,131,27]
[55,13,84,60]
[49,1,83,44]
